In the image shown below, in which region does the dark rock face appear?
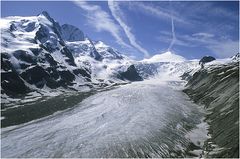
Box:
[18,64,80,89]
[35,24,50,44]
[90,49,102,61]
[199,56,216,65]
[73,68,91,81]
[44,53,58,66]
[119,65,143,81]
[60,47,76,66]
[88,39,103,61]
[12,50,36,64]
[40,11,63,41]
[23,22,36,32]
[59,70,75,83]
[183,62,239,158]
[1,53,13,71]
[180,71,192,81]
[10,23,17,32]
[1,71,30,96]
[20,65,50,88]
[1,53,30,96]
[30,48,42,56]
[40,11,55,23]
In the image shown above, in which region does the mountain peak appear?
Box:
[162,51,173,55]
[95,41,109,48]
[38,11,51,19]
[41,11,50,17]
[38,11,55,24]
[142,51,186,63]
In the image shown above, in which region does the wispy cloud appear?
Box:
[133,1,237,37]
[156,31,194,48]
[108,1,150,57]
[73,1,238,58]
[172,1,238,34]
[157,31,239,58]
[168,1,176,51]
[207,40,239,58]
[186,2,237,21]
[127,2,188,52]
[192,32,215,39]
[73,1,130,48]
[132,2,187,24]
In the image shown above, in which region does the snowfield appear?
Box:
[141,51,186,63]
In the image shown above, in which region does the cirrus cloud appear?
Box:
[108,1,150,57]
[73,1,130,48]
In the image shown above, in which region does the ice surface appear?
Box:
[1,79,205,158]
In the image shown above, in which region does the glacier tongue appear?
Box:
[1,80,205,158]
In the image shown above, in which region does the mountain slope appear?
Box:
[183,60,239,158]
[136,51,198,80]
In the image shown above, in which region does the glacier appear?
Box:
[1,79,207,158]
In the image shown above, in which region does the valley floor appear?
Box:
[1,79,208,158]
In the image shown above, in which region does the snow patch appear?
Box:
[185,119,210,148]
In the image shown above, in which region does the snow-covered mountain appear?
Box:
[136,51,199,80]
[1,11,90,91]
[1,11,138,97]
[65,38,134,83]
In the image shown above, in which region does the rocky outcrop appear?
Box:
[119,65,143,81]
[1,52,30,96]
[183,61,239,158]
[199,56,216,68]
[135,63,159,79]
[1,71,30,96]
[199,56,216,65]
[20,65,51,88]
[231,53,239,62]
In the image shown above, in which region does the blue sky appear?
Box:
[1,1,239,60]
